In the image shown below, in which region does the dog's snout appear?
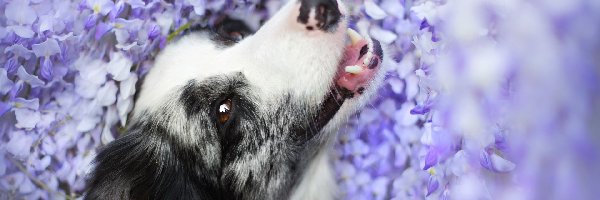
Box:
[297,0,342,31]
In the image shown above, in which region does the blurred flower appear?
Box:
[364,1,387,20]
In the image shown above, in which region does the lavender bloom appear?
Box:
[4,0,37,38]
[16,66,45,88]
[426,175,439,197]
[0,69,13,94]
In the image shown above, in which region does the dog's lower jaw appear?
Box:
[290,41,387,199]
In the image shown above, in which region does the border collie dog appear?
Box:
[86,0,384,199]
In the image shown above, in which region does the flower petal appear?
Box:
[411,1,438,23]
[119,73,137,99]
[42,138,57,155]
[127,0,146,9]
[76,116,99,132]
[96,81,117,106]
[0,69,13,95]
[107,52,132,81]
[102,106,119,144]
[14,108,41,129]
[38,15,54,32]
[94,22,112,40]
[479,150,493,171]
[4,44,33,59]
[32,38,61,57]
[364,1,387,20]
[40,58,54,81]
[5,0,37,25]
[0,173,25,190]
[8,25,35,38]
[423,149,438,170]
[33,156,52,171]
[426,176,439,196]
[6,131,34,160]
[16,66,45,88]
[490,153,516,172]
[0,159,5,176]
[13,98,39,110]
[370,27,397,44]
[117,97,133,126]
[4,58,19,74]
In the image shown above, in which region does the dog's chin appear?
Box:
[315,29,385,133]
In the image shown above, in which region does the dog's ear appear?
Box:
[84,124,219,200]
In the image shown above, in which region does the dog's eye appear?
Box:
[217,99,232,124]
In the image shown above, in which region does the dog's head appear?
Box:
[86,0,384,199]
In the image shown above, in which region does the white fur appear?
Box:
[289,150,338,200]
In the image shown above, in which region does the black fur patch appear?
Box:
[86,73,336,200]
[85,115,224,199]
[359,44,368,59]
[185,17,255,48]
[372,39,383,59]
[210,17,254,47]
[297,0,341,31]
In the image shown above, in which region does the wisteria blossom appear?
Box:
[1,0,600,199]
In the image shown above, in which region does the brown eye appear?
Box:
[217,99,232,124]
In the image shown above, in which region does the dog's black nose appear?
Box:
[297,0,342,31]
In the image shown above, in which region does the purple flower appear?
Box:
[7,25,35,38]
[40,57,54,81]
[423,148,438,170]
[148,24,161,40]
[6,131,35,159]
[186,0,207,16]
[120,73,138,98]
[84,14,100,30]
[364,1,387,20]
[13,98,39,110]
[16,66,45,88]
[426,175,439,196]
[95,22,113,40]
[117,96,133,126]
[409,103,431,115]
[32,38,61,58]
[369,27,397,45]
[4,0,37,25]
[96,81,118,106]
[0,69,13,95]
[5,44,33,59]
[14,108,42,129]
[480,149,515,173]
[106,52,133,81]
[0,157,6,176]
[3,57,19,74]
[0,173,25,191]
[86,0,115,15]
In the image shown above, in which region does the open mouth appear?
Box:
[314,29,384,131]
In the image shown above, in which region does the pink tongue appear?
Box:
[335,40,380,97]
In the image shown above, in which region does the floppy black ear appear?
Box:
[84,122,220,200]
